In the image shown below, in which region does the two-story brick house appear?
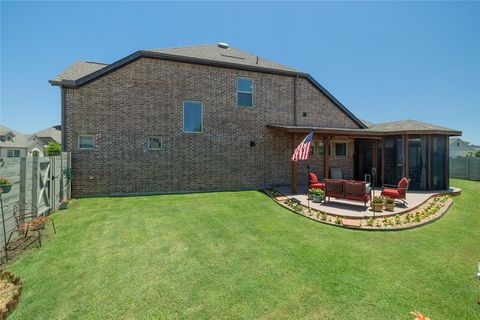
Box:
[50,43,461,196]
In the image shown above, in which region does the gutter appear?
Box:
[61,86,66,151]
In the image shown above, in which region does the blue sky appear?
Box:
[1,1,479,143]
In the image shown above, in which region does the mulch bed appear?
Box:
[0,271,22,319]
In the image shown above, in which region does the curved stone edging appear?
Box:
[264,189,456,231]
[314,189,461,219]
[0,270,22,319]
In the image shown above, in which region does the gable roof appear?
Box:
[49,44,366,129]
[0,124,29,148]
[147,44,299,73]
[50,61,108,83]
[33,126,62,144]
[449,138,477,150]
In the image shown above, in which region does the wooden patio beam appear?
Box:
[291,134,298,193]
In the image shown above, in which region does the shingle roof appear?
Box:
[147,44,299,73]
[267,119,461,136]
[366,119,458,133]
[50,61,107,83]
[50,45,297,83]
[0,125,29,148]
[33,126,62,144]
[49,43,365,129]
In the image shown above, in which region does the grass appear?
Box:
[6,179,480,319]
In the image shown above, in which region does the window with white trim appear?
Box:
[7,150,20,157]
[78,135,94,149]
[183,101,203,133]
[147,136,162,150]
[237,77,253,107]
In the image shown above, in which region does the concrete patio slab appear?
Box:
[276,185,461,218]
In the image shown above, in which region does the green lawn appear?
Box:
[6,179,480,319]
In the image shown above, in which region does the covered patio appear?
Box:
[267,120,462,194]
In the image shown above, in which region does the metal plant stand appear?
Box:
[1,195,8,262]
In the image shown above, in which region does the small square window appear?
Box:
[335,142,347,157]
[148,137,162,150]
[78,135,94,149]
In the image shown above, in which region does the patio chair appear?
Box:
[381,177,409,206]
[6,202,56,249]
[308,172,325,190]
[329,167,343,179]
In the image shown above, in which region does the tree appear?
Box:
[45,141,61,156]
[475,149,480,158]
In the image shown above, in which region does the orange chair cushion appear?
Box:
[309,182,325,190]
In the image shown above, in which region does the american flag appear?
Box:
[291,131,314,161]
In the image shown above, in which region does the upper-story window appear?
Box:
[237,77,253,108]
[183,100,203,133]
[7,150,20,157]
[78,135,94,149]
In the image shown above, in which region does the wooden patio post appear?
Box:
[428,135,432,190]
[405,135,410,179]
[381,137,385,186]
[291,134,298,193]
[323,136,329,179]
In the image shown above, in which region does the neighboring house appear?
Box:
[50,43,461,197]
[33,125,62,146]
[449,138,477,158]
[0,125,45,157]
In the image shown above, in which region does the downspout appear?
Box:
[293,74,299,126]
[61,85,66,151]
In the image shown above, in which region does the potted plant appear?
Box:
[0,177,12,194]
[59,199,70,210]
[310,188,325,203]
[384,197,395,211]
[307,188,313,200]
[370,196,384,212]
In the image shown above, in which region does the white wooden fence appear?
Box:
[449,157,480,181]
[0,153,71,247]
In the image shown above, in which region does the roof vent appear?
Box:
[218,42,229,49]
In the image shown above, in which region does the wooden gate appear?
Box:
[0,152,71,248]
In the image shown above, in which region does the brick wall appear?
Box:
[64,57,360,196]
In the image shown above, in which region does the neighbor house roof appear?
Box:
[33,126,62,144]
[0,125,29,148]
[267,119,462,136]
[49,43,366,129]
